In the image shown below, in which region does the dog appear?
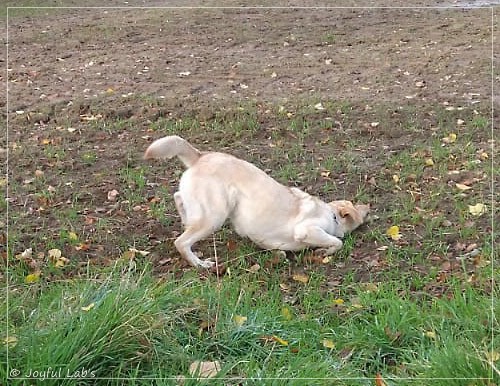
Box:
[144,136,370,268]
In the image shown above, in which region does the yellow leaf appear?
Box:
[189,360,221,379]
[128,247,150,256]
[386,225,402,241]
[486,350,500,362]
[25,272,40,284]
[41,138,50,145]
[54,256,69,268]
[333,298,345,305]
[442,132,457,144]
[292,273,309,284]
[281,306,293,321]
[455,183,472,191]
[392,174,400,184]
[121,250,136,260]
[3,335,18,348]
[321,255,332,264]
[469,203,486,216]
[425,158,434,167]
[48,248,62,261]
[272,335,289,346]
[322,339,335,349]
[81,302,95,312]
[424,330,437,339]
[68,232,78,241]
[233,315,247,326]
[106,87,115,94]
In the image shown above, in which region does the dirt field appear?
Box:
[3,4,496,281]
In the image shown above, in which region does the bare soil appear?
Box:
[3,4,496,286]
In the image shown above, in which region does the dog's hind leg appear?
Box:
[174,222,217,268]
[173,195,227,268]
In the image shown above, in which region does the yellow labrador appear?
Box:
[144,136,370,268]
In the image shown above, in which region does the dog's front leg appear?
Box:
[294,225,343,255]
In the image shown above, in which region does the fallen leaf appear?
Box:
[314,102,325,111]
[292,273,309,284]
[442,132,457,144]
[107,189,119,201]
[233,315,247,326]
[486,350,500,362]
[271,335,289,346]
[457,118,465,125]
[189,360,221,379]
[25,272,40,284]
[424,330,437,339]
[386,225,402,241]
[48,248,62,261]
[322,339,335,349]
[54,256,70,268]
[425,158,434,167]
[281,306,293,321]
[469,203,486,216]
[375,373,388,386]
[16,248,33,260]
[68,231,78,241]
[248,263,260,273]
[128,247,150,256]
[81,302,95,312]
[455,183,472,191]
[75,243,91,251]
[3,335,18,348]
[332,298,345,306]
[322,255,332,264]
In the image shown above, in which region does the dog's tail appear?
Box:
[144,135,201,168]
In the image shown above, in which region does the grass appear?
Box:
[2,261,497,385]
[4,95,497,384]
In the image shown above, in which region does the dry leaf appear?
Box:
[322,339,335,349]
[128,247,150,256]
[281,306,293,321]
[25,272,40,284]
[386,225,402,241]
[107,189,119,201]
[16,248,33,260]
[442,132,457,144]
[271,335,289,346]
[81,302,95,312]
[233,315,247,326]
[54,256,70,268]
[189,360,221,379]
[3,335,18,348]
[48,248,62,261]
[486,350,500,362]
[468,203,486,216]
[314,102,325,111]
[375,373,388,386]
[292,273,309,284]
[424,330,437,339]
[455,183,472,191]
[424,158,434,167]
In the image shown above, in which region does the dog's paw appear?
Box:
[197,259,215,269]
[314,247,340,257]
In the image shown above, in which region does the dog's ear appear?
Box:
[339,206,352,218]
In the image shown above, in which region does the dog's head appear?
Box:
[328,200,370,237]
